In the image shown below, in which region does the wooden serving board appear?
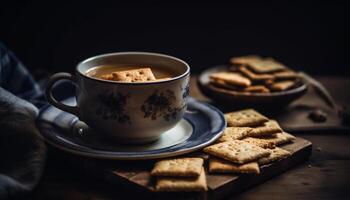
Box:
[78,137,312,200]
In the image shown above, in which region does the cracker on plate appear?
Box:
[258,147,291,165]
[243,85,270,93]
[230,55,262,66]
[151,158,204,177]
[270,80,295,91]
[239,66,275,81]
[246,58,287,74]
[273,70,298,80]
[210,72,251,87]
[209,157,260,174]
[225,109,268,127]
[203,140,270,164]
[155,167,207,192]
[209,79,243,91]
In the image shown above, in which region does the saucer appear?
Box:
[37,97,226,160]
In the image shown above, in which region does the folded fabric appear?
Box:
[0,43,47,200]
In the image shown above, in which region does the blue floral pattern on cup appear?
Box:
[141,90,185,121]
[95,92,131,124]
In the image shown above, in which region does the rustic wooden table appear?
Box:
[30,76,350,200]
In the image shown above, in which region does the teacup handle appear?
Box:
[45,72,79,115]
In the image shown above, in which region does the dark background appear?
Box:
[0,1,348,76]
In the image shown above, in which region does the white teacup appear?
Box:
[46,52,190,144]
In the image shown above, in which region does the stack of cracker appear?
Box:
[149,109,295,192]
[151,158,208,192]
[204,109,294,174]
[209,55,300,93]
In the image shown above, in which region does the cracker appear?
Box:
[244,85,270,93]
[246,58,287,74]
[154,77,172,81]
[266,132,295,146]
[217,127,253,142]
[209,79,243,91]
[230,55,262,66]
[273,71,298,80]
[111,68,156,82]
[258,147,291,165]
[242,137,276,149]
[248,120,283,137]
[210,72,251,87]
[155,167,207,192]
[270,80,295,91]
[203,140,270,164]
[239,66,275,81]
[151,158,204,177]
[243,132,295,148]
[225,109,268,127]
[209,157,260,174]
[100,74,113,80]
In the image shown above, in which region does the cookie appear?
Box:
[210,72,251,87]
[258,147,291,165]
[239,66,275,81]
[242,137,276,149]
[203,140,270,164]
[209,157,260,174]
[270,80,295,91]
[247,58,287,74]
[155,167,207,192]
[151,158,204,177]
[217,127,253,142]
[273,71,298,80]
[244,85,270,93]
[111,68,156,82]
[225,109,268,127]
[248,120,283,137]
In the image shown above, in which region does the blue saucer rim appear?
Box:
[38,98,226,160]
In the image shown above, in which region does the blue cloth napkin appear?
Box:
[0,43,47,200]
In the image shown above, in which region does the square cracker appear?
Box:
[210,72,251,87]
[248,120,283,137]
[218,127,253,142]
[225,109,268,127]
[209,157,260,174]
[239,66,275,81]
[209,79,243,91]
[151,158,203,177]
[270,80,295,91]
[242,137,276,149]
[112,68,156,82]
[246,58,287,74]
[273,70,298,80]
[203,140,270,164]
[265,132,295,146]
[258,147,291,165]
[244,85,270,93]
[155,167,207,192]
[230,55,262,66]
[243,132,295,148]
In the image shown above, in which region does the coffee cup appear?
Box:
[45,52,190,144]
